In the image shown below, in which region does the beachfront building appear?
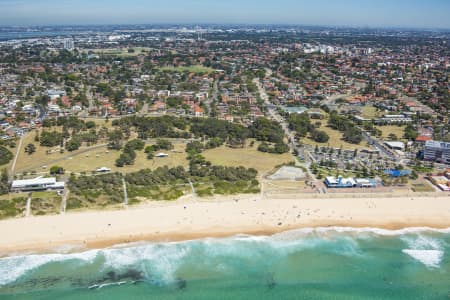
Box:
[324,176,375,188]
[11,177,65,192]
[424,140,450,164]
[384,141,405,151]
[428,176,450,191]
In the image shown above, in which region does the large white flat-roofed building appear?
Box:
[424,140,450,164]
[375,114,413,125]
[324,176,375,188]
[11,177,65,192]
[384,141,405,151]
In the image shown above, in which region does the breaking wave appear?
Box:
[0,227,448,289]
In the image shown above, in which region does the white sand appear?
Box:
[1,194,450,254]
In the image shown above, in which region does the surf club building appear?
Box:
[11,177,65,192]
[324,176,376,188]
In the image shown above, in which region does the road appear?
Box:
[254,71,317,186]
[10,135,24,176]
[36,104,46,121]
[361,130,397,159]
[205,79,218,117]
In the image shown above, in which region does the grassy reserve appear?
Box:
[82,47,152,57]
[159,65,215,74]
[56,143,188,174]
[202,141,294,175]
[375,125,407,140]
[302,122,370,150]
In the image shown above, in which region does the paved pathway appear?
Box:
[25,192,32,217]
[122,178,128,206]
[10,135,24,176]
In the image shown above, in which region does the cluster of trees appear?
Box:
[0,169,9,195]
[310,130,330,143]
[250,118,284,144]
[144,139,173,159]
[107,129,124,150]
[190,118,248,147]
[257,142,289,154]
[363,122,383,137]
[113,116,189,139]
[42,116,94,131]
[24,143,36,155]
[288,113,329,143]
[50,165,64,175]
[40,117,100,151]
[249,118,289,153]
[116,139,145,167]
[113,116,289,152]
[404,124,419,140]
[0,146,13,165]
[288,113,314,137]
[39,131,63,147]
[328,112,363,144]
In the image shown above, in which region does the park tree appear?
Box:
[50,166,65,175]
[25,143,36,155]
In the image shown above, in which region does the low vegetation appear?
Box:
[0,146,13,166]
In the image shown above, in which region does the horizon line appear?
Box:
[1,23,450,32]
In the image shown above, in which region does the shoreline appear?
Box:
[1,193,450,256]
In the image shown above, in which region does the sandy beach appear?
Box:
[1,193,450,255]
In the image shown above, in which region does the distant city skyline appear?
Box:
[0,0,449,29]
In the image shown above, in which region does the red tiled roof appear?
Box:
[416,135,432,142]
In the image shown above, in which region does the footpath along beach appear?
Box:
[1,193,450,254]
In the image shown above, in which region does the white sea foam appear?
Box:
[401,234,443,251]
[1,226,448,287]
[272,226,450,238]
[400,233,445,268]
[88,280,128,290]
[100,243,189,284]
[0,249,99,286]
[402,249,444,268]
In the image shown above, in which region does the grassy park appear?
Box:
[159,65,215,74]
[375,125,406,140]
[203,141,294,175]
[82,47,152,57]
[302,123,371,150]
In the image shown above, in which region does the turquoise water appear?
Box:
[1,228,449,300]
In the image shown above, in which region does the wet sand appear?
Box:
[1,193,450,255]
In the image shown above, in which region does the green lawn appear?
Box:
[82,47,151,57]
[159,65,215,74]
[375,125,406,140]
[361,105,381,119]
[203,141,294,176]
[302,123,371,150]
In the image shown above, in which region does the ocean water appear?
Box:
[0,227,449,300]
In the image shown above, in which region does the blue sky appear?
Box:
[0,0,449,28]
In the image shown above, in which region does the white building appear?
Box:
[11,177,65,192]
[424,140,450,164]
[384,141,405,151]
[63,38,74,50]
